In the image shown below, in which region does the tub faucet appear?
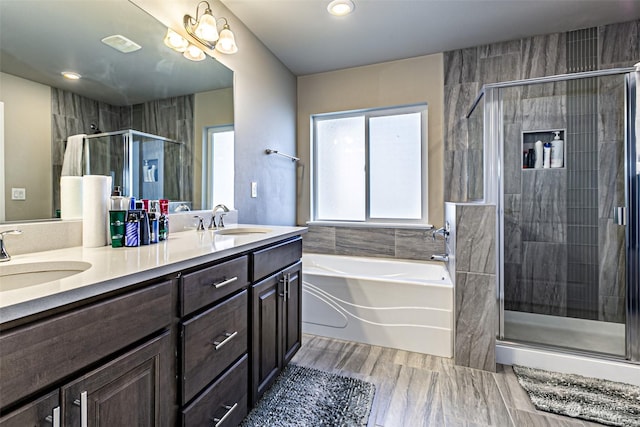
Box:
[430,254,449,262]
[209,204,230,229]
[0,229,22,262]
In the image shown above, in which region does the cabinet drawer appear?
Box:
[181,255,248,315]
[0,390,59,427]
[0,281,171,409]
[182,354,248,427]
[182,289,248,404]
[251,237,302,282]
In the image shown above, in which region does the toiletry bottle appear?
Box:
[110,185,124,210]
[124,212,140,247]
[149,201,159,244]
[159,199,169,241]
[523,151,528,168]
[534,140,543,169]
[551,131,564,168]
[543,140,552,168]
[528,148,536,168]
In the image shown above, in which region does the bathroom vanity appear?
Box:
[0,225,305,426]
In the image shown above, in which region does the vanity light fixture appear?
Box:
[61,71,81,80]
[327,0,355,16]
[183,1,238,54]
[183,44,206,61]
[164,28,189,52]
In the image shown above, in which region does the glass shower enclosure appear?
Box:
[84,130,184,203]
[468,67,639,362]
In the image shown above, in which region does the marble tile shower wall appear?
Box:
[302,225,445,261]
[445,203,497,372]
[443,20,638,324]
[51,90,194,211]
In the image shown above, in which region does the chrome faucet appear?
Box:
[209,204,230,229]
[430,254,449,262]
[0,230,22,262]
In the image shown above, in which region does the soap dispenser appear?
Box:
[551,131,564,168]
[543,140,552,168]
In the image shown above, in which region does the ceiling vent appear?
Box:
[101,35,141,53]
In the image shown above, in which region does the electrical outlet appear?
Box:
[251,181,258,198]
[11,188,26,200]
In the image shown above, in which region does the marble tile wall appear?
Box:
[444,19,638,323]
[51,90,195,211]
[445,203,497,372]
[302,225,445,261]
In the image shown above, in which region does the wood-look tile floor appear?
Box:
[291,334,606,427]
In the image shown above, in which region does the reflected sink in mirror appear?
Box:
[214,227,272,236]
[0,261,91,291]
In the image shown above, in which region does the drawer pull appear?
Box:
[213,331,238,350]
[73,391,88,427]
[212,276,238,289]
[212,402,238,427]
[44,407,60,427]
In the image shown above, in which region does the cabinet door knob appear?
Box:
[212,276,238,289]
[212,331,238,350]
[211,402,238,427]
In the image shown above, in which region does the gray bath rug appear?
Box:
[512,365,640,426]
[241,364,375,426]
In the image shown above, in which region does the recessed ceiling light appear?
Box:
[61,71,81,80]
[101,34,142,53]
[327,0,354,16]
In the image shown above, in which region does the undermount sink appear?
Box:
[214,227,272,236]
[0,261,91,291]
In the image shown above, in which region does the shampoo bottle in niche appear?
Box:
[534,140,543,169]
[543,140,552,168]
[551,131,564,168]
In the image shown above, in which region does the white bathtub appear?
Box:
[302,253,453,358]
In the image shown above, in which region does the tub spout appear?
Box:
[430,254,449,262]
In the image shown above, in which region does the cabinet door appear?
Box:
[62,331,172,427]
[250,274,282,405]
[0,391,59,427]
[282,261,302,365]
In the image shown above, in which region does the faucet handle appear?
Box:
[432,227,449,241]
[193,216,205,231]
[218,213,227,228]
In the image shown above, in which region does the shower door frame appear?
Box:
[473,67,639,363]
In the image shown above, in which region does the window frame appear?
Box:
[310,103,429,227]
[202,124,235,210]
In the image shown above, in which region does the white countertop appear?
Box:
[0,224,306,324]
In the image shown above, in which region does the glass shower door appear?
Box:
[499,72,631,357]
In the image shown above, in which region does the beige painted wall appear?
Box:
[296,54,445,226]
[0,72,52,221]
[193,86,234,210]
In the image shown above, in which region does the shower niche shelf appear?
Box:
[521,129,565,170]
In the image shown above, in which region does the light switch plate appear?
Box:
[11,187,26,200]
[251,181,258,198]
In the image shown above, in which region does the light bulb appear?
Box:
[195,12,219,42]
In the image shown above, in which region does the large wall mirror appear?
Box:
[0,0,234,223]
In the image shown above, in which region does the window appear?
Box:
[311,104,428,225]
[203,125,234,209]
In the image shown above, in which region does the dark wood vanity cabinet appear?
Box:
[0,280,174,427]
[250,238,303,405]
[179,255,250,426]
[0,233,304,426]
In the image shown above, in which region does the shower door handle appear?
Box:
[614,207,627,226]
